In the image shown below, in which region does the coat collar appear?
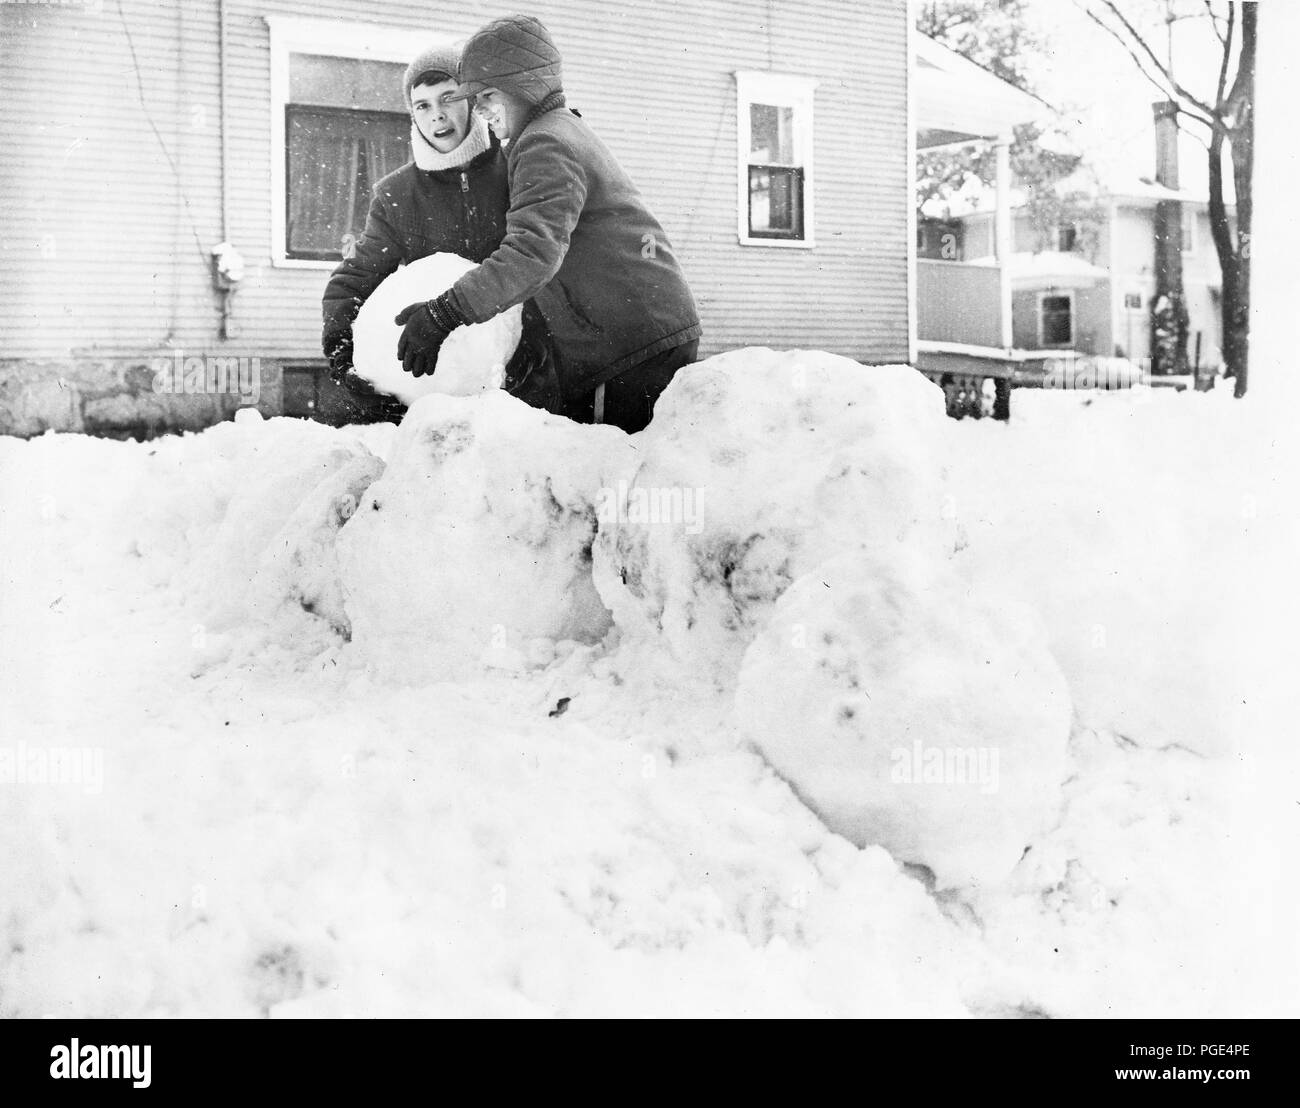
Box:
[522,90,569,130]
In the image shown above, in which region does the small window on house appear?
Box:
[1181,206,1197,254]
[1124,292,1143,310]
[748,103,803,238]
[735,72,817,247]
[1041,293,1074,346]
[1057,223,1078,252]
[284,53,409,261]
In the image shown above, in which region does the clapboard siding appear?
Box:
[1,0,908,366]
[0,1,224,357]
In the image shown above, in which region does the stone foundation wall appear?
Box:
[0,358,288,439]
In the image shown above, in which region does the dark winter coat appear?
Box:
[320,139,510,351]
[446,95,702,396]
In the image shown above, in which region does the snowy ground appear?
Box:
[1,352,1295,1018]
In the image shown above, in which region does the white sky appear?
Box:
[1020,0,1258,196]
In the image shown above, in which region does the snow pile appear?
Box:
[593,349,956,685]
[948,386,1296,757]
[735,553,1072,888]
[337,391,634,681]
[351,253,522,404]
[199,417,384,640]
[1,348,1292,1017]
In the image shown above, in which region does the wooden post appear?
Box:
[994,133,1013,352]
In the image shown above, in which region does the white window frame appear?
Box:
[734,71,818,249]
[1037,289,1075,347]
[265,16,469,270]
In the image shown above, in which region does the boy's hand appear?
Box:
[324,334,381,398]
[395,293,468,378]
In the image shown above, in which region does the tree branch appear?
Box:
[1096,0,1220,121]
[1203,0,1227,47]
[1214,2,1235,110]
[1076,2,1217,131]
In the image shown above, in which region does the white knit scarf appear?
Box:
[410,115,491,172]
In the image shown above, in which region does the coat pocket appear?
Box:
[555,280,605,335]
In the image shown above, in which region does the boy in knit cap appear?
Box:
[394,14,701,434]
[321,40,557,423]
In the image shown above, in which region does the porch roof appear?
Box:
[914,33,1043,149]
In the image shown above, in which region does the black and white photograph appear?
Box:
[0,0,1295,1047]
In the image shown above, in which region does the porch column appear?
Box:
[994,131,1013,351]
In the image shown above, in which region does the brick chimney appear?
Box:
[1153,100,1181,189]
[1150,100,1189,375]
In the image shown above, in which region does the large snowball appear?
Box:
[592,348,956,685]
[351,253,522,405]
[337,391,636,682]
[735,554,1072,889]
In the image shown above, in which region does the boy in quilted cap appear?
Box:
[394,14,701,433]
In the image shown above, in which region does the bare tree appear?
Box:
[1080,0,1255,396]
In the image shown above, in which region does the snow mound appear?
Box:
[592,348,954,684]
[736,554,1072,889]
[352,253,523,404]
[250,454,387,637]
[196,420,385,641]
[950,387,1293,757]
[337,391,635,681]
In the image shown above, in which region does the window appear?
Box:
[1181,206,1197,254]
[285,53,409,261]
[735,72,817,248]
[1039,292,1074,347]
[266,18,469,268]
[1124,292,1143,310]
[1057,223,1078,252]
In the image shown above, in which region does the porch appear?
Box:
[911,33,1044,418]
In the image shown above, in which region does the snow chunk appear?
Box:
[593,348,954,684]
[735,554,1072,889]
[351,253,522,404]
[338,391,634,682]
[197,420,385,639]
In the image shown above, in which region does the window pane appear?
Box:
[750,102,794,164]
[290,52,408,112]
[1042,296,1072,345]
[749,165,803,237]
[286,107,409,259]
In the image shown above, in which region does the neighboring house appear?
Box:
[943,181,1235,372]
[1,0,917,437]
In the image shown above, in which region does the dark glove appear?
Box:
[394,292,468,378]
[324,333,381,398]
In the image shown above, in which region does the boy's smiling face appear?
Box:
[411,79,471,153]
[472,88,529,143]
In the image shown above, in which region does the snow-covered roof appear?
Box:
[946,174,1234,219]
[966,251,1109,288]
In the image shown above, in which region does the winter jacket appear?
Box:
[446,94,702,396]
[320,138,510,351]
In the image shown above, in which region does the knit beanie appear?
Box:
[403,41,464,104]
[445,15,563,106]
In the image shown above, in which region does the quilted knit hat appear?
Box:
[445,15,563,105]
[403,41,464,104]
